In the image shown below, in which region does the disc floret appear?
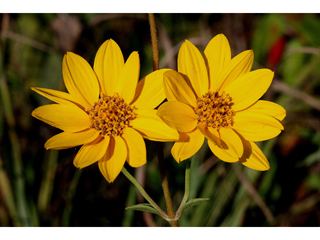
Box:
[87,95,136,136]
[194,91,234,129]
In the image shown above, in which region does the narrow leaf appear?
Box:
[125,203,159,216]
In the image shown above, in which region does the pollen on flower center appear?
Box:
[194,91,234,129]
[87,95,136,136]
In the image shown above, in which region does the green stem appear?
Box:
[175,160,191,219]
[121,167,170,221]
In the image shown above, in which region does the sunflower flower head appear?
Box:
[32,39,178,182]
[158,34,286,171]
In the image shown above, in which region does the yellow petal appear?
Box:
[131,109,179,142]
[32,87,77,105]
[171,129,204,163]
[157,101,198,132]
[224,69,274,111]
[163,70,197,107]
[122,127,146,168]
[73,136,110,169]
[32,103,90,132]
[219,50,254,90]
[132,69,169,109]
[241,141,270,171]
[207,127,243,162]
[93,39,124,95]
[45,128,100,150]
[115,52,140,103]
[178,40,208,96]
[62,52,99,108]
[98,136,127,183]
[245,100,286,121]
[233,110,283,141]
[204,34,231,91]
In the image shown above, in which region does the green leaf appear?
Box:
[125,203,159,216]
[184,198,210,209]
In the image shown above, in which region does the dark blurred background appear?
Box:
[0,14,320,226]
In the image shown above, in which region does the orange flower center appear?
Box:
[87,95,136,136]
[194,91,234,129]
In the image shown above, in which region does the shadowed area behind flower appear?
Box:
[1,13,320,226]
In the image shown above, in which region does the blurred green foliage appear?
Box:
[0,14,320,226]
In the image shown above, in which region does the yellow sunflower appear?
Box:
[158,34,285,170]
[32,39,178,182]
